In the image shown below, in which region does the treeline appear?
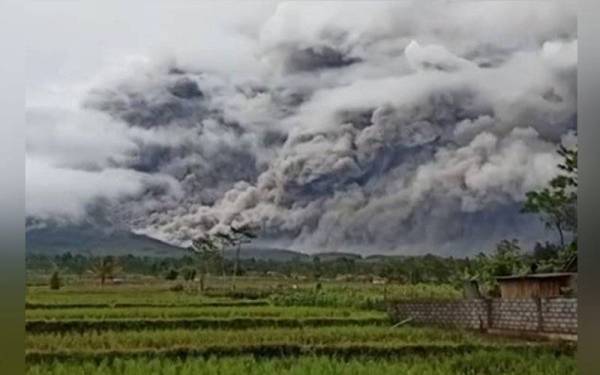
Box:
[26,242,567,287]
[27,252,471,284]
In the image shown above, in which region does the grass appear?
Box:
[26,300,269,310]
[26,326,521,352]
[27,279,462,309]
[268,283,462,309]
[26,351,576,375]
[26,285,230,306]
[26,317,390,334]
[26,305,385,320]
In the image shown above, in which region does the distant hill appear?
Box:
[26,223,187,258]
[223,247,310,262]
[26,223,311,261]
[311,252,363,261]
[363,254,409,263]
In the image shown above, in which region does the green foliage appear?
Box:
[522,145,577,249]
[89,256,121,286]
[181,268,196,282]
[313,256,322,279]
[464,240,528,296]
[49,271,61,290]
[210,224,258,290]
[27,248,475,289]
[487,239,527,277]
[536,241,577,274]
[164,269,179,281]
[532,241,561,263]
[191,235,226,290]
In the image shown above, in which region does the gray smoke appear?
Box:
[26,1,577,255]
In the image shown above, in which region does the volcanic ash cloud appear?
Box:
[26,1,578,255]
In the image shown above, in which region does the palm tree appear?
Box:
[213,232,233,278]
[226,224,258,291]
[89,256,121,286]
[191,235,221,292]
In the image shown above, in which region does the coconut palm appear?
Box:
[89,256,121,286]
[225,223,258,291]
[191,235,221,292]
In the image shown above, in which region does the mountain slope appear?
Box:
[223,247,310,262]
[26,223,310,261]
[26,223,187,258]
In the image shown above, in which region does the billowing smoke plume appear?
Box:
[26,1,577,255]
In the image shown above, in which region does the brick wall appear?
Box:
[389,298,577,335]
[389,300,489,330]
[491,299,539,331]
[541,298,577,334]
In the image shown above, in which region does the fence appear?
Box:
[388,298,577,335]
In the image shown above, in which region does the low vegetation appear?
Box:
[26,326,525,352]
[27,351,575,375]
[26,305,384,320]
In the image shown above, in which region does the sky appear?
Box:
[26,1,577,255]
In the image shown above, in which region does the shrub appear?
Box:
[165,269,179,281]
[49,271,61,290]
[182,268,197,282]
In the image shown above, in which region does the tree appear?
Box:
[231,224,258,290]
[532,241,561,262]
[215,224,258,291]
[165,268,179,281]
[89,256,121,286]
[213,232,232,278]
[312,256,322,280]
[467,239,527,296]
[182,268,197,282]
[190,235,222,292]
[522,145,577,249]
[49,270,61,290]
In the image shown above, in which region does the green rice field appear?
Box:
[26,279,576,374]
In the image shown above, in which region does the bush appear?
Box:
[182,268,197,282]
[165,269,179,281]
[49,271,61,290]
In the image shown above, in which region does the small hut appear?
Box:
[496,272,576,299]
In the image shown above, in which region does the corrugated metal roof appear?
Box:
[496,272,576,281]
